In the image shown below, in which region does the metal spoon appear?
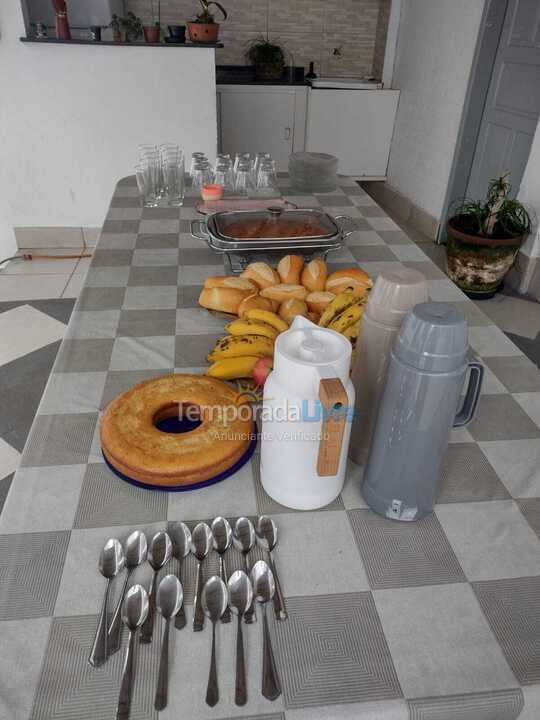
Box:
[89,538,125,667]
[140,531,172,644]
[228,570,253,706]
[202,576,228,707]
[256,516,287,621]
[191,522,213,632]
[233,517,256,624]
[211,516,232,624]
[116,584,149,720]
[169,522,191,629]
[250,560,282,701]
[108,531,148,654]
[155,575,183,711]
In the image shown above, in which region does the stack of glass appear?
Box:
[135,143,185,207]
[289,152,338,193]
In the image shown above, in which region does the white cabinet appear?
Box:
[217,85,308,171]
[306,89,400,177]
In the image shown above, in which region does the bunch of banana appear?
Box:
[319,291,365,347]
[206,309,287,381]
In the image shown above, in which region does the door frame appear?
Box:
[438,0,509,242]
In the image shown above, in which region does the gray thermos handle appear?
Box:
[453,361,484,427]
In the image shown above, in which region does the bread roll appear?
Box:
[204,275,258,292]
[277,254,304,284]
[325,267,373,297]
[307,311,321,324]
[279,298,308,324]
[198,286,251,315]
[260,283,307,303]
[306,291,336,315]
[237,293,275,317]
[301,258,328,292]
[241,262,280,289]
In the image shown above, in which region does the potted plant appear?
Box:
[446,173,532,298]
[187,0,227,43]
[144,0,161,43]
[109,12,143,42]
[245,36,285,81]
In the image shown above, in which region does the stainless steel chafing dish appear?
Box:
[190,207,356,267]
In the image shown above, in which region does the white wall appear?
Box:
[0,2,218,259]
[386,0,485,222]
[518,120,540,259]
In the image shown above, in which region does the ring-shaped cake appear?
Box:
[101,374,254,487]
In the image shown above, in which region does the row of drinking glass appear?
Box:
[135,143,185,208]
[191,151,279,196]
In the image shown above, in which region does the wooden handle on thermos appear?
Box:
[317,378,348,476]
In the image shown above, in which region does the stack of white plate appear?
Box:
[289,152,338,193]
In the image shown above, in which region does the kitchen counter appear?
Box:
[20,36,223,47]
[217,64,308,86]
[1,176,539,719]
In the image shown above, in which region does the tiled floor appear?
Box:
[0,248,88,508]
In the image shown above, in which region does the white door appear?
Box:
[467,0,540,200]
[218,89,295,171]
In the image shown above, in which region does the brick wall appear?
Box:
[125,0,390,78]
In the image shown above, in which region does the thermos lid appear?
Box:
[365,268,428,327]
[275,315,351,386]
[395,302,469,372]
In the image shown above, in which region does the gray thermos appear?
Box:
[362,302,484,521]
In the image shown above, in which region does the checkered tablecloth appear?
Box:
[1,176,539,720]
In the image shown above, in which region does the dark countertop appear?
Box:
[216,64,308,86]
[20,37,223,47]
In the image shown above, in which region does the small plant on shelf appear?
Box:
[144,0,161,42]
[187,0,227,43]
[109,12,143,42]
[245,35,285,81]
[446,172,533,298]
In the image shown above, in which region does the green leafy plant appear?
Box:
[450,173,532,240]
[109,12,143,41]
[245,35,285,67]
[192,0,227,24]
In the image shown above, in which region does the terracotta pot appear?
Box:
[187,22,220,43]
[143,25,160,43]
[446,217,524,298]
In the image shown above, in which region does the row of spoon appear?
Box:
[112,561,280,718]
[89,514,287,669]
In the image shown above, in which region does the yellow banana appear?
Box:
[225,319,279,340]
[208,334,274,361]
[328,303,364,333]
[206,356,260,380]
[342,320,360,343]
[319,292,361,328]
[244,308,288,333]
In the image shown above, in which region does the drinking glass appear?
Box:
[163,155,185,206]
[213,161,235,193]
[234,160,255,196]
[189,152,207,177]
[233,152,251,175]
[135,163,159,207]
[252,152,270,183]
[256,160,279,196]
[191,161,212,188]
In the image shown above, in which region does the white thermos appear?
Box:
[260,315,354,510]
[348,268,428,465]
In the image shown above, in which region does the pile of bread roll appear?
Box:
[198,255,372,325]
